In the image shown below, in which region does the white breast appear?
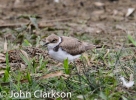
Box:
[48,47,81,62]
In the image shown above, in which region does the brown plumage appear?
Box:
[60,36,95,55]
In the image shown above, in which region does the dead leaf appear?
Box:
[0,53,6,63]
[115,25,125,31]
[126,8,135,17]
[113,10,118,15]
[54,0,59,3]
[130,74,134,81]
[39,71,63,80]
[4,40,7,53]
[92,10,105,15]
[29,17,39,29]
[94,2,105,7]
[14,0,21,6]
[20,63,26,70]
[0,57,6,63]
[61,74,70,79]
[77,95,84,99]
[0,70,5,75]
[20,79,28,83]
[20,50,29,61]
[0,64,6,68]
[20,71,63,83]
[0,53,5,57]
[104,49,110,58]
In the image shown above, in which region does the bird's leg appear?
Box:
[82,53,92,67]
[70,59,82,73]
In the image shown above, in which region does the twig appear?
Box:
[39,18,73,23]
[0,23,27,28]
[0,22,55,29]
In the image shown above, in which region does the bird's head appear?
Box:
[43,34,61,49]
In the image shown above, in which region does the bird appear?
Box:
[43,34,95,62]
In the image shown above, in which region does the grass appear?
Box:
[0,18,136,100]
[0,45,135,100]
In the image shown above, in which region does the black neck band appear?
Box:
[53,37,63,52]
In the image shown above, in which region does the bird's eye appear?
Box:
[52,39,57,43]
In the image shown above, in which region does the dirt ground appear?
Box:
[0,0,136,49]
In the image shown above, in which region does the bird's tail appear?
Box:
[85,44,96,50]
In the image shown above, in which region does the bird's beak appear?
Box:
[43,42,49,46]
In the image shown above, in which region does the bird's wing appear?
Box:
[60,36,86,55]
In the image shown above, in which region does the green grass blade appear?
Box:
[63,58,70,74]
[128,35,136,46]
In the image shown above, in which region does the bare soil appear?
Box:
[0,0,136,48]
